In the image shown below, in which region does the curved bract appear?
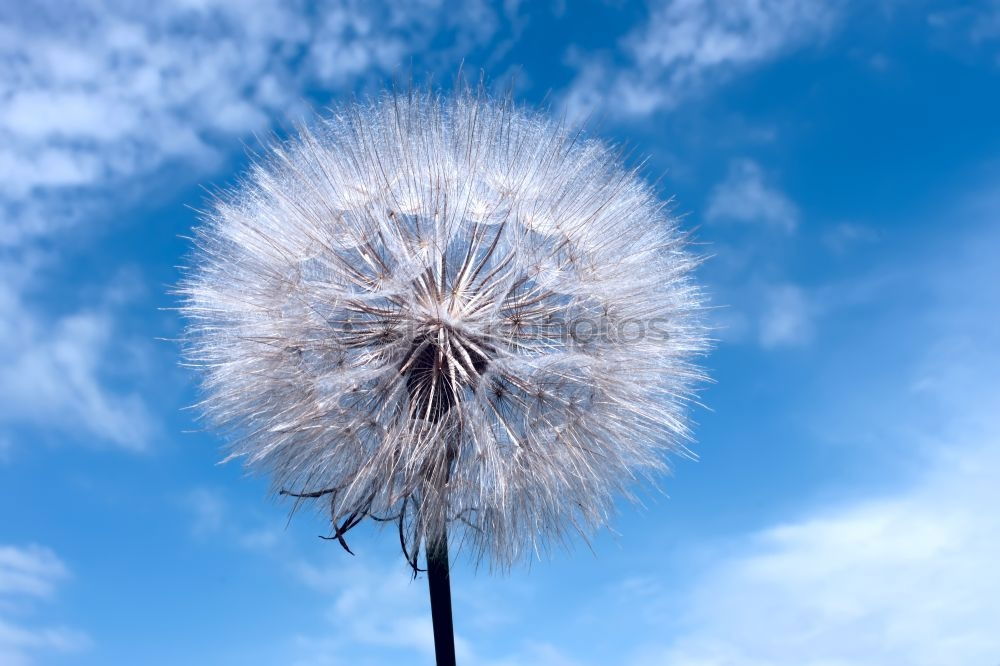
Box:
[180,87,707,568]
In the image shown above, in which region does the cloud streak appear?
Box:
[0,544,89,666]
[636,434,1000,665]
[0,262,156,451]
[289,552,584,666]
[706,158,799,232]
[0,0,500,246]
[564,0,838,119]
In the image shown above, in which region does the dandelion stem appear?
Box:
[427,529,457,666]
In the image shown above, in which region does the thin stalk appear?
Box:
[426,529,457,666]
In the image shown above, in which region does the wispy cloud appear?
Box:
[289,552,581,666]
[706,158,799,232]
[822,222,880,254]
[182,488,228,536]
[710,276,817,349]
[927,1,1000,54]
[291,557,447,665]
[632,434,1000,665]
[702,158,809,348]
[180,487,283,551]
[0,262,156,451]
[0,545,68,598]
[757,282,813,347]
[0,545,89,666]
[0,0,501,246]
[563,0,839,119]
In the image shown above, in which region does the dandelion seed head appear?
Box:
[179,86,708,568]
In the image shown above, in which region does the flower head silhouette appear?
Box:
[180,87,707,572]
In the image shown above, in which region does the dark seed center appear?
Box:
[403,330,491,422]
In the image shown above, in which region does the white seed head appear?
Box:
[179,87,708,568]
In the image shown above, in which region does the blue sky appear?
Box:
[2,1,999,664]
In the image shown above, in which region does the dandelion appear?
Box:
[179,85,707,664]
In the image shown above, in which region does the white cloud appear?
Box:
[758,282,812,347]
[182,483,312,552]
[476,642,585,666]
[563,0,839,118]
[0,545,68,599]
[706,159,799,231]
[0,262,156,451]
[708,277,816,349]
[0,0,501,246]
[289,552,581,666]
[822,222,879,254]
[183,488,228,536]
[632,435,1000,666]
[290,557,448,666]
[701,159,808,348]
[180,487,284,551]
[928,2,1000,52]
[0,545,89,666]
